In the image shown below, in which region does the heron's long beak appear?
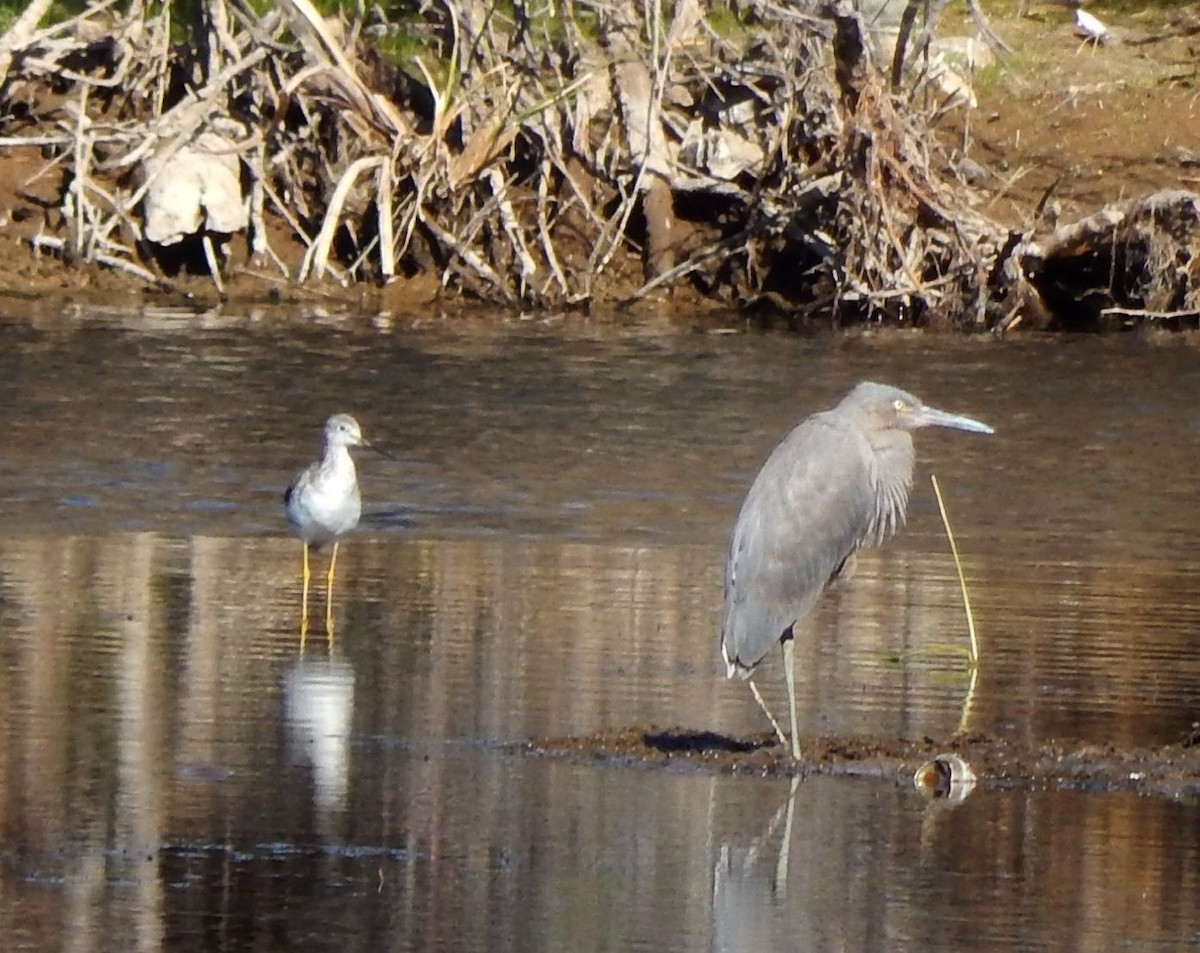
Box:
[917,406,994,435]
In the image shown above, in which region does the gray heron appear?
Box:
[721,382,993,759]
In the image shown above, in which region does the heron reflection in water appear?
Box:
[721,382,993,759]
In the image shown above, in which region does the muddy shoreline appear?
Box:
[522,726,1200,799]
[1,2,1197,328]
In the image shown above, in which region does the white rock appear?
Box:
[140,131,247,246]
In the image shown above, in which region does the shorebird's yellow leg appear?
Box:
[324,541,340,640]
[300,542,312,649]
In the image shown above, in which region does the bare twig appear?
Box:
[0,0,55,85]
[1100,307,1200,321]
[30,234,161,284]
[300,155,387,282]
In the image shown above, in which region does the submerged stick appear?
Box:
[930,473,980,666]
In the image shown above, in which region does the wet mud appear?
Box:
[523,726,1200,799]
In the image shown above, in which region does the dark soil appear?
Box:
[954,3,1200,226]
[520,725,1200,799]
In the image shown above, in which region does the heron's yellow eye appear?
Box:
[893,399,907,412]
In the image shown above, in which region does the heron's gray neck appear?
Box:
[865,431,913,545]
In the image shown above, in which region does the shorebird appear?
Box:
[285,413,369,639]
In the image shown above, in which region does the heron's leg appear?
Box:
[775,776,800,894]
[782,637,801,760]
[324,541,340,636]
[748,678,788,748]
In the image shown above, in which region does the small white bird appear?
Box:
[285,413,369,640]
[1075,8,1110,46]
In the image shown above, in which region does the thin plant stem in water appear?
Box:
[956,662,979,738]
[930,473,980,667]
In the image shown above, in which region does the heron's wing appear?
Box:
[721,414,875,674]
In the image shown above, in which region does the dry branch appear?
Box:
[1015,189,1200,328]
[0,0,1186,328]
[0,0,55,85]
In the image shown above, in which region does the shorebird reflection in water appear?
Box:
[285,413,370,641]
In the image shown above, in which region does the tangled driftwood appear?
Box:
[1010,190,1200,331]
[0,0,1197,330]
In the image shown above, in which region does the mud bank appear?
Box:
[1,1,1198,328]
[523,726,1200,799]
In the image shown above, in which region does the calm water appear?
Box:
[0,305,1198,951]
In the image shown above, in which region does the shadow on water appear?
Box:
[1,311,1200,949]
[644,729,776,755]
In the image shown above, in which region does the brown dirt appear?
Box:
[521,726,1200,799]
[0,4,1195,314]
[946,3,1200,226]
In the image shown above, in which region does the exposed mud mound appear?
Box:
[523,725,1200,799]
